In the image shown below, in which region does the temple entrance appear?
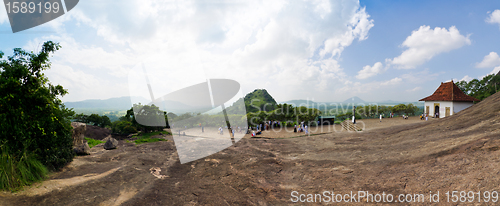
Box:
[435,105,440,118]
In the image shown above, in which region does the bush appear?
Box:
[0,41,74,172]
[111,121,138,134]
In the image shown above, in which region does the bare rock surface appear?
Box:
[71,122,86,146]
[1,92,500,205]
[73,141,91,155]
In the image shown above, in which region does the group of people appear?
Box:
[255,120,284,131]
[293,121,309,134]
[217,125,244,137]
[249,120,310,136]
[420,113,429,121]
[419,113,429,121]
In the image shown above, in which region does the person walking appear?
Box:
[380,114,382,122]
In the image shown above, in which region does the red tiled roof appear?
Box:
[419,81,480,102]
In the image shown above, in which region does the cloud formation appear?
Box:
[387,25,471,69]
[490,66,500,75]
[406,87,421,92]
[460,75,473,82]
[381,77,402,86]
[28,0,375,102]
[486,10,500,29]
[356,62,384,79]
[0,4,7,24]
[476,52,500,68]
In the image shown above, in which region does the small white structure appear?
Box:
[419,81,479,118]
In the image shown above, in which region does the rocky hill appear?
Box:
[225,89,278,114]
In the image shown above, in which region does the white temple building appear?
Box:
[419,81,479,118]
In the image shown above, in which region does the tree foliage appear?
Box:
[0,41,74,171]
[456,74,500,101]
[73,113,111,128]
[246,104,322,127]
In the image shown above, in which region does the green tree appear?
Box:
[457,74,500,101]
[0,41,74,171]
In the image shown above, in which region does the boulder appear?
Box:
[71,122,86,146]
[73,140,91,155]
[104,137,119,150]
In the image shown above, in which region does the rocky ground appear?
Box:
[1,93,500,205]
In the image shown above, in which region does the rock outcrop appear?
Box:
[73,141,91,155]
[71,122,90,155]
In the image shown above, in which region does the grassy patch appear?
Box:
[0,147,48,191]
[334,121,342,124]
[134,138,167,144]
[133,131,170,144]
[84,137,105,148]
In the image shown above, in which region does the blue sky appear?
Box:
[1,0,500,103]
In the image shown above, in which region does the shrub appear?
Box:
[111,121,138,134]
[0,145,48,191]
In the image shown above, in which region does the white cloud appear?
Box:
[489,66,500,75]
[401,68,441,83]
[486,10,500,29]
[381,77,402,86]
[387,25,471,69]
[460,75,473,82]
[18,0,376,102]
[320,6,374,58]
[0,4,7,24]
[476,52,500,68]
[406,87,421,92]
[356,62,384,79]
[336,77,403,97]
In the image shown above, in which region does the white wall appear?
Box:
[424,101,453,118]
[453,102,474,114]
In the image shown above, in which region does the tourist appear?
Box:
[294,125,297,133]
[305,125,309,134]
[380,114,382,122]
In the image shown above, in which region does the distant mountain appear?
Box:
[282,99,318,106]
[343,96,366,104]
[379,100,402,103]
[64,96,150,110]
